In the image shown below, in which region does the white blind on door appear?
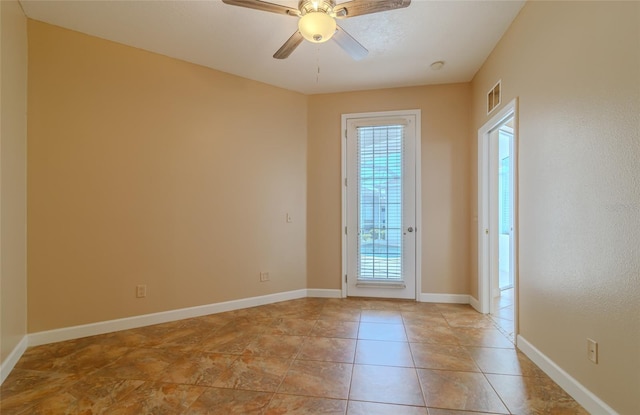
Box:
[356,125,404,281]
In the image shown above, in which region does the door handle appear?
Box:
[407,227,414,232]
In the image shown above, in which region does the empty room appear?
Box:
[1,0,638,414]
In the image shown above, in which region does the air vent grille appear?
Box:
[487,80,501,114]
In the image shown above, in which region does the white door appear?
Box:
[342,111,420,299]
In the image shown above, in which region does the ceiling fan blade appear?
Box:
[333,25,368,61]
[221,0,299,16]
[273,31,304,59]
[334,0,411,18]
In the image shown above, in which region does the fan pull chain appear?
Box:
[316,46,321,84]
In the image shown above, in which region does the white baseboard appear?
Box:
[468,295,481,312]
[29,289,307,347]
[0,335,28,385]
[419,293,470,304]
[306,289,342,298]
[517,335,619,415]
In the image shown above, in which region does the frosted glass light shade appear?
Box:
[298,12,336,43]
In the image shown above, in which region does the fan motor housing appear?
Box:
[299,0,336,16]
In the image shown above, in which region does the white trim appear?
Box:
[341,115,349,299]
[478,123,490,314]
[0,335,28,385]
[28,289,307,347]
[517,335,619,415]
[356,281,405,289]
[414,113,423,301]
[419,293,470,304]
[469,296,481,312]
[306,289,342,298]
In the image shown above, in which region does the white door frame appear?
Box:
[341,110,422,299]
[478,98,518,318]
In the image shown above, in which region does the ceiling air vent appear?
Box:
[487,80,501,114]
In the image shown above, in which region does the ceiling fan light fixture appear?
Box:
[298,12,336,43]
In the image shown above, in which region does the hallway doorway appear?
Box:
[478,99,518,342]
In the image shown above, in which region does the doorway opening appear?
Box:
[478,99,517,342]
[341,110,421,299]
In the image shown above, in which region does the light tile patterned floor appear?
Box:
[491,288,515,342]
[1,298,588,414]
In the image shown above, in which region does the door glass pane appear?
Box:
[498,127,513,290]
[357,125,403,281]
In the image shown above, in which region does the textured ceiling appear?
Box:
[19,0,525,94]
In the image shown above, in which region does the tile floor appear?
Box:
[490,288,515,342]
[1,297,588,414]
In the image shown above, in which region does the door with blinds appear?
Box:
[343,111,419,299]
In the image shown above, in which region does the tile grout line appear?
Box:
[481,370,514,414]
[404,316,428,409]
[345,312,364,412]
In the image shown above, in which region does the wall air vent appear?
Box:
[487,80,501,114]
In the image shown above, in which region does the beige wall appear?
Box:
[471,2,640,413]
[0,0,28,365]
[27,21,308,332]
[307,84,471,295]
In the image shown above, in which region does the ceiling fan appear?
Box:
[221,0,411,60]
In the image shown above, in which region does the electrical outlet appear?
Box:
[136,284,147,298]
[260,272,270,282]
[587,338,598,363]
